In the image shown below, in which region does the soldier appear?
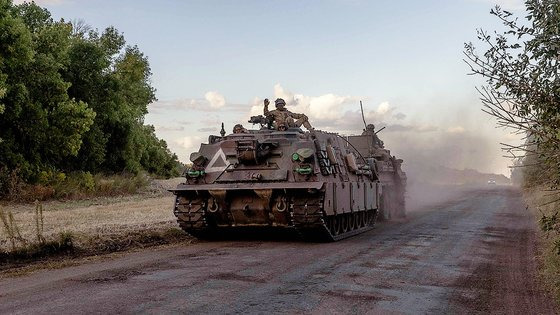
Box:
[264,98,313,130]
[232,124,247,134]
[362,124,384,148]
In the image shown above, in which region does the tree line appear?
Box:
[0,1,180,196]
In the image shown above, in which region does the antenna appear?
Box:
[375,126,386,134]
[360,100,367,130]
[220,122,225,137]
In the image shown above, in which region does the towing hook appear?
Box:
[208,198,219,213]
[275,198,287,212]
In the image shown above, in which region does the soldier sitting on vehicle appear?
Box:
[232,124,248,134]
[264,98,314,131]
[362,124,384,148]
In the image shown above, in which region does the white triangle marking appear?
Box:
[205,148,230,173]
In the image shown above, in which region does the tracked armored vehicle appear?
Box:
[170,117,383,241]
[347,125,407,220]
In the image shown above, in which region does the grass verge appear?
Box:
[524,186,560,303]
[0,182,191,275]
[0,227,191,273]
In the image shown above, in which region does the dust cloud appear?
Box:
[377,125,512,212]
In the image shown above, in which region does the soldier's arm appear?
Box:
[289,112,307,120]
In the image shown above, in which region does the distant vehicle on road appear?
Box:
[487,179,496,185]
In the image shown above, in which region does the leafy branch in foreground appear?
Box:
[464,1,560,189]
[465,1,560,254]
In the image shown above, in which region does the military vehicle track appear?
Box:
[174,192,378,242]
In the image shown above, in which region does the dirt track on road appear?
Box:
[0,187,557,314]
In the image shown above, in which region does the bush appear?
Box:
[0,172,150,202]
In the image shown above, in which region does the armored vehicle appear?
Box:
[347,124,407,220]
[170,118,383,241]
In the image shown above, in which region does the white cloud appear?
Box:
[376,102,391,115]
[247,84,416,134]
[308,94,358,120]
[204,91,226,109]
[249,83,360,122]
[175,135,203,152]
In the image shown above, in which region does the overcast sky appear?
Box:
[23,0,527,176]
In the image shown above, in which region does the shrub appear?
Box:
[1,171,150,202]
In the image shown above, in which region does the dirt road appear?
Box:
[0,187,556,314]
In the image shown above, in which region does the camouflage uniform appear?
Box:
[264,98,313,130]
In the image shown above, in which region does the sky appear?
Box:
[21,0,527,176]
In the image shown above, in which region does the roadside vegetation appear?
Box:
[1,171,149,202]
[0,0,189,270]
[0,178,190,272]
[0,0,182,201]
[465,0,560,302]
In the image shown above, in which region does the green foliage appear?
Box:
[465,1,560,253]
[0,1,179,198]
[464,1,560,189]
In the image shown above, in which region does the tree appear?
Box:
[0,0,179,193]
[464,0,560,191]
[464,0,560,254]
[63,28,164,175]
[0,0,95,180]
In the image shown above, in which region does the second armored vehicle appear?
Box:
[347,124,407,220]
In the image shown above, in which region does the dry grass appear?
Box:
[0,178,190,268]
[524,187,560,303]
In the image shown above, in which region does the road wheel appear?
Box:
[334,216,342,235]
[366,210,375,226]
[329,216,339,236]
[355,212,362,228]
[348,213,355,231]
[341,215,348,233]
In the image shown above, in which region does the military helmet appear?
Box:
[233,124,244,133]
[275,98,286,108]
[366,124,375,131]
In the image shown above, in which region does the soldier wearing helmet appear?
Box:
[263,98,313,131]
[362,123,384,148]
[232,124,247,134]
